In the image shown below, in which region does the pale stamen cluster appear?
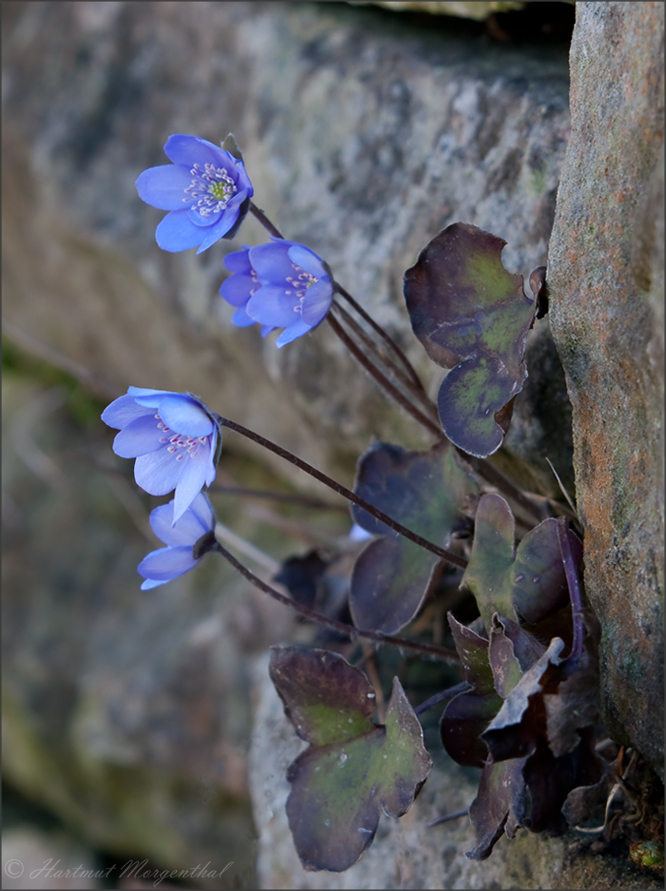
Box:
[285,264,318,312]
[157,415,208,461]
[184,162,237,217]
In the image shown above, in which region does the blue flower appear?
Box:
[220,239,334,347]
[136,135,253,254]
[102,387,219,523]
[218,245,276,338]
[138,492,216,590]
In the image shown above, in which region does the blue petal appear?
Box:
[261,324,276,337]
[187,206,222,228]
[128,386,177,400]
[172,448,212,523]
[223,248,252,274]
[231,307,259,327]
[147,503,179,545]
[138,545,199,583]
[225,187,250,212]
[150,493,212,546]
[203,428,218,488]
[275,318,314,348]
[155,210,204,252]
[220,272,255,307]
[112,415,164,458]
[249,240,296,284]
[188,491,216,531]
[287,244,327,279]
[246,285,300,327]
[301,279,334,326]
[195,207,241,254]
[164,134,228,169]
[135,165,195,210]
[129,387,184,410]
[157,395,213,437]
[134,448,182,496]
[232,160,254,195]
[102,393,152,429]
[349,523,374,543]
[141,577,169,590]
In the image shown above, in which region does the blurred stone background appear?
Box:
[2,1,663,889]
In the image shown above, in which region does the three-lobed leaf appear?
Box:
[461,493,582,638]
[404,222,538,457]
[350,440,477,634]
[269,646,432,872]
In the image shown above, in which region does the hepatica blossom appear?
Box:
[136,134,253,253]
[138,492,216,590]
[102,387,219,523]
[220,238,334,347]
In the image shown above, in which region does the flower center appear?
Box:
[183,163,238,218]
[156,414,208,460]
[249,266,260,296]
[285,264,318,311]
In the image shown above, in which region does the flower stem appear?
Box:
[249,202,284,239]
[414,680,472,715]
[427,809,470,828]
[327,309,443,438]
[215,414,467,569]
[211,538,461,662]
[331,299,439,423]
[210,482,348,512]
[333,281,428,395]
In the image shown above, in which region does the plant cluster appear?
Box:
[102,133,613,871]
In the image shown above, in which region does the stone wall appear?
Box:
[2,0,572,481]
[548,0,664,781]
[2,1,663,888]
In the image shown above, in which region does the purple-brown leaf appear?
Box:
[404,222,537,457]
[270,646,432,872]
[462,493,582,641]
[440,613,503,767]
[350,441,477,634]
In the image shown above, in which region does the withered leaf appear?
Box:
[466,757,528,861]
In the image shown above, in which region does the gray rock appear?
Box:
[351,2,527,22]
[547,1,665,780]
[2,827,101,890]
[2,0,572,485]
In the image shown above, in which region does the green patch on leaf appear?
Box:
[440,614,502,767]
[488,616,525,699]
[461,493,516,631]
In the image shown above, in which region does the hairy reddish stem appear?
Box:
[327,309,443,437]
[212,539,461,662]
[216,414,467,570]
